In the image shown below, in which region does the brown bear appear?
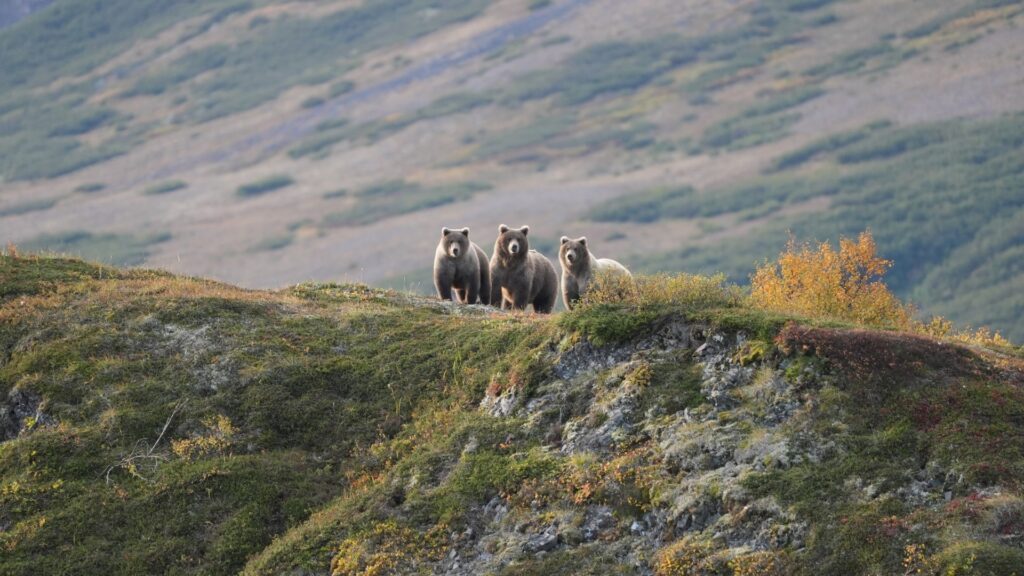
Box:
[489,224,558,313]
[434,227,491,305]
[559,236,632,310]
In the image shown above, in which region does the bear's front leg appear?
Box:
[466,274,481,305]
[511,291,529,311]
[490,273,503,308]
[434,270,454,302]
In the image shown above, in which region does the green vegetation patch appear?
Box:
[288,91,493,159]
[250,233,293,252]
[743,328,1024,574]
[321,180,491,227]
[902,0,1024,39]
[768,120,892,172]
[471,113,577,161]
[588,186,694,224]
[142,180,188,195]
[20,230,171,267]
[0,256,128,301]
[700,86,824,151]
[0,88,137,181]
[236,174,295,198]
[0,0,250,93]
[502,0,842,108]
[134,0,491,123]
[0,198,59,218]
[805,41,914,79]
[503,37,702,106]
[0,1,247,180]
[73,183,106,194]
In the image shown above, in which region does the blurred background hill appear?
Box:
[0,0,1021,340]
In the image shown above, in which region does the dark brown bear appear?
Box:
[489,224,558,313]
[434,227,491,305]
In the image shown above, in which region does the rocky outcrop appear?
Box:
[468,322,826,572]
[0,387,51,441]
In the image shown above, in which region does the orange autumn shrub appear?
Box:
[750,230,911,328]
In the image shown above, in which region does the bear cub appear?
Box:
[434,227,491,305]
[489,224,558,313]
[559,236,632,310]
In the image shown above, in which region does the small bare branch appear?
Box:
[104,400,185,485]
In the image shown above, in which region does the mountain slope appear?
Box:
[2,254,1023,575]
[0,1,1022,335]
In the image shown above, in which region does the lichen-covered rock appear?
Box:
[0,387,51,441]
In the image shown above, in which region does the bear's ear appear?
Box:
[579,237,587,246]
[461,227,470,238]
[520,225,530,236]
[499,224,509,234]
[560,236,570,245]
[442,227,451,236]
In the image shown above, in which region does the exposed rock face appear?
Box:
[0,387,50,442]
[465,322,825,573]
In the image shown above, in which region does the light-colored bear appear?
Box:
[558,236,631,310]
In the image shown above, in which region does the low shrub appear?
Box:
[750,230,910,328]
[751,230,1012,346]
[561,272,744,345]
[142,180,188,195]
[237,175,294,198]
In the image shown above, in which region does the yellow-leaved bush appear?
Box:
[750,230,1010,348]
[750,230,910,328]
[171,414,236,461]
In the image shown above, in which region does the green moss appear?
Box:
[0,255,120,300]
[559,303,662,346]
[733,339,772,365]
[494,544,640,575]
[932,541,1024,576]
[429,447,558,522]
[640,355,705,414]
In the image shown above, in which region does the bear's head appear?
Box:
[495,224,530,263]
[559,236,589,272]
[440,227,471,258]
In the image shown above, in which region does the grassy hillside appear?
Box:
[2,254,1023,575]
[607,113,1024,341]
[1,1,1022,345]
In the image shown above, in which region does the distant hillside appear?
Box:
[0,0,51,28]
[0,0,1022,340]
[2,255,1023,575]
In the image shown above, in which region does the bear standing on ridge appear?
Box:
[489,224,558,313]
[434,227,491,305]
[559,236,632,310]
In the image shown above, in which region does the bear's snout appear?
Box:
[509,240,520,254]
[450,245,461,257]
[566,250,576,262]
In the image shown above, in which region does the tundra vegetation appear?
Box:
[1,229,1020,575]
